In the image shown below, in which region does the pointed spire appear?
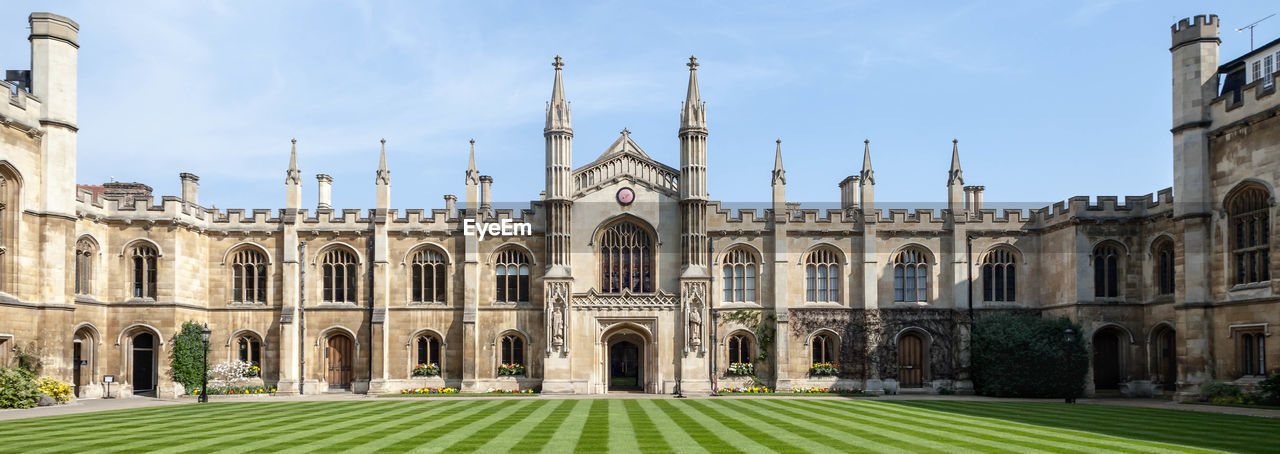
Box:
[465,138,480,185]
[376,138,390,185]
[772,139,786,186]
[546,55,572,131]
[680,55,707,131]
[286,138,301,184]
[860,139,874,185]
[948,138,964,186]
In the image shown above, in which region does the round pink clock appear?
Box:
[616,187,635,206]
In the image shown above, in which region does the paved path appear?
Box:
[3,392,1279,421]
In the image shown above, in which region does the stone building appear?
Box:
[0,12,1275,399]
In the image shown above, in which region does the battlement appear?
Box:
[0,79,42,136]
[1033,188,1174,225]
[1171,14,1219,48]
[1210,69,1279,129]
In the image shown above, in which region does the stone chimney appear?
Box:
[839,175,860,211]
[316,174,333,210]
[179,173,199,205]
[479,175,493,215]
[444,194,457,219]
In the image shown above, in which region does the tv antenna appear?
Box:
[1236,13,1275,50]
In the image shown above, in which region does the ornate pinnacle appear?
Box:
[687,55,699,70]
[553,55,564,69]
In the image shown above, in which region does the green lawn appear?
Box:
[1,398,1276,453]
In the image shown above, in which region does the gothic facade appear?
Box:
[0,12,1276,399]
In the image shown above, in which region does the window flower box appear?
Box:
[727,362,755,376]
[810,362,839,376]
[497,363,525,376]
[412,363,440,377]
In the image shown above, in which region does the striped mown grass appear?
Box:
[0,398,1275,453]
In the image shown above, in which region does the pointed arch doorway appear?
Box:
[131,332,157,396]
[599,322,655,394]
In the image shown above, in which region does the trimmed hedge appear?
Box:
[971,313,1088,397]
[170,321,207,393]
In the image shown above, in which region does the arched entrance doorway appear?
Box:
[609,341,641,391]
[1092,328,1123,390]
[898,332,925,388]
[1152,325,1176,392]
[72,327,97,397]
[600,323,653,394]
[131,332,156,396]
[326,334,353,389]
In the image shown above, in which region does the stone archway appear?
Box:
[1092,327,1124,390]
[72,326,99,398]
[1150,324,1177,392]
[131,332,158,396]
[599,323,655,394]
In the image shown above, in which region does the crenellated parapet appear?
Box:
[1209,74,1278,131]
[1031,187,1174,229]
[0,79,43,138]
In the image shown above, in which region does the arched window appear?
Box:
[804,248,840,302]
[981,248,1016,302]
[727,333,752,364]
[1241,332,1266,377]
[721,248,757,302]
[494,249,530,303]
[599,221,653,293]
[321,247,357,303]
[811,332,836,364]
[1154,238,1175,296]
[231,248,267,303]
[130,244,158,299]
[415,334,442,367]
[74,237,96,295]
[893,247,929,303]
[1093,242,1122,298]
[411,247,448,303]
[236,335,261,367]
[1228,186,1270,285]
[500,333,525,366]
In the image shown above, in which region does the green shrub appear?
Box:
[170,321,207,393]
[970,313,1088,398]
[1258,374,1280,406]
[0,367,39,409]
[1200,381,1242,401]
[36,378,73,403]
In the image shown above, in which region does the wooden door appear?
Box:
[1093,332,1120,389]
[1157,330,1176,391]
[72,339,83,395]
[326,335,352,388]
[132,333,155,393]
[899,334,923,388]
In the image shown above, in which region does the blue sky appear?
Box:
[2,1,1276,211]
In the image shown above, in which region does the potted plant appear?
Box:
[810,362,839,376]
[412,363,440,377]
[727,362,755,376]
[497,363,525,376]
[243,365,261,378]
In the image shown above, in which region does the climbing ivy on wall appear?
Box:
[722,310,777,361]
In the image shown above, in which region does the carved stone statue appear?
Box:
[688,301,703,348]
[552,303,565,348]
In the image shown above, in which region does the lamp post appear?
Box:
[1064,328,1076,404]
[710,311,720,397]
[199,325,211,403]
